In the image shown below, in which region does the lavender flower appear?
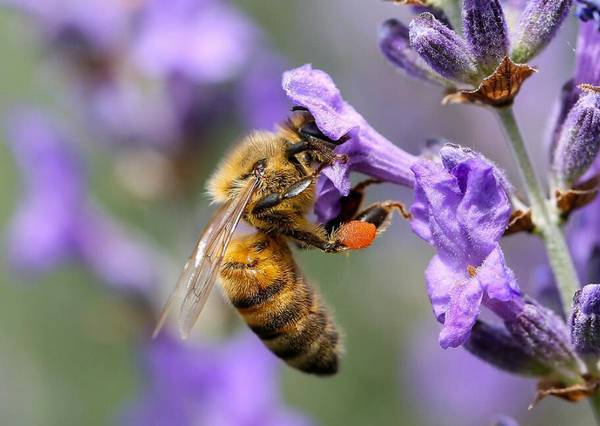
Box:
[504,298,578,371]
[122,333,312,426]
[378,19,453,86]
[463,0,509,75]
[464,320,551,376]
[409,12,480,85]
[552,88,600,187]
[410,144,522,348]
[571,284,600,365]
[549,9,600,154]
[282,64,417,222]
[5,111,158,292]
[381,0,568,104]
[511,0,573,63]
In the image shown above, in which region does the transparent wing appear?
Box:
[153,179,258,339]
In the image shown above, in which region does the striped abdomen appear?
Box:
[220,233,341,375]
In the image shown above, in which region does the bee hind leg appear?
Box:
[354,200,410,232]
[324,178,382,233]
[332,201,411,250]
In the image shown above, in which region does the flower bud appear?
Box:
[464,320,551,376]
[378,19,449,86]
[552,88,600,188]
[409,12,479,84]
[570,284,600,364]
[504,299,577,371]
[511,0,573,63]
[462,0,509,75]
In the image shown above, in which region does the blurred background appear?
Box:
[0,0,594,425]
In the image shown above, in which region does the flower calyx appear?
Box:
[443,56,536,107]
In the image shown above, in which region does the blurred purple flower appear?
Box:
[88,79,179,149]
[238,52,289,129]
[5,111,158,292]
[3,0,136,59]
[575,13,600,86]
[282,64,417,222]
[122,333,312,426]
[405,324,532,426]
[569,197,600,285]
[133,0,256,84]
[410,145,522,348]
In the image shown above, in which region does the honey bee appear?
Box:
[154,110,408,375]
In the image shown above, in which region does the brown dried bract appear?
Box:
[504,209,534,235]
[556,173,600,220]
[529,377,600,409]
[443,57,537,107]
[579,84,600,94]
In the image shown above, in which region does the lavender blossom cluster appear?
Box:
[281,0,600,422]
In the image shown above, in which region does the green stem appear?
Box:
[495,107,580,317]
[590,392,600,425]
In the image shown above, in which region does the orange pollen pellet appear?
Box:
[337,221,377,250]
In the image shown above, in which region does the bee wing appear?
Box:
[153,179,259,339]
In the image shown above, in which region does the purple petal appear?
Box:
[439,278,483,348]
[454,159,511,260]
[282,64,361,140]
[282,64,416,222]
[410,159,468,266]
[478,246,521,303]
[425,255,467,321]
[575,16,600,86]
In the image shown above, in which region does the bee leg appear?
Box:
[252,159,346,215]
[325,179,382,233]
[252,176,315,214]
[353,201,411,234]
